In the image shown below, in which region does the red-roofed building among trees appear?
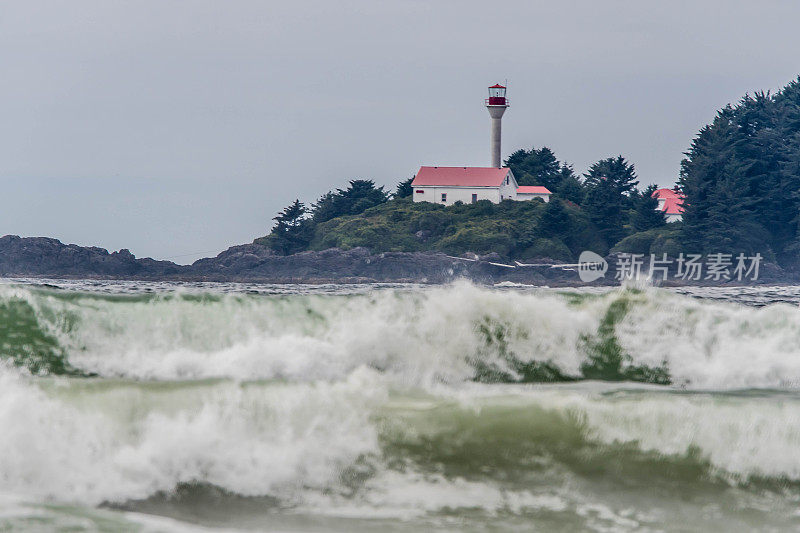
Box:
[652,187,685,223]
[411,166,551,205]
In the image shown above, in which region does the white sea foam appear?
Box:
[0,366,383,506]
[530,386,800,480]
[11,281,800,390]
[5,281,800,520]
[14,282,594,384]
[1,361,800,511]
[614,290,800,388]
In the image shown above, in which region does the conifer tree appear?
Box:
[630,184,666,233]
[539,199,571,238]
[556,165,585,205]
[505,146,564,190]
[270,199,311,254]
[394,177,414,198]
[680,104,772,255]
[583,156,638,247]
[311,179,389,223]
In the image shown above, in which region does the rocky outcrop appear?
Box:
[0,235,181,277]
[190,245,503,283]
[1,235,796,285]
[0,236,496,283]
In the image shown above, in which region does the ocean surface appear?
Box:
[2,278,800,532]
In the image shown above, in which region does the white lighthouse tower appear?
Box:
[410,82,552,206]
[486,83,509,168]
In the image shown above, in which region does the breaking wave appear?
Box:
[4,282,800,530]
[1,369,800,527]
[3,282,800,388]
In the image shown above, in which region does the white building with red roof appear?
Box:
[652,188,685,223]
[411,166,551,205]
[516,185,553,201]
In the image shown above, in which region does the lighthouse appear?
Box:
[486,83,509,168]
[410,81,552,205]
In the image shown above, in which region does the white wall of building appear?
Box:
[413,186,501,205]
[499,172,518,201]
[411,169,533,205]
[516,193,550,203]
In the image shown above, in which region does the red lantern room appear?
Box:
[486,84,508,106]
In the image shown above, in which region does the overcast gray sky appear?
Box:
[2,0,799,262]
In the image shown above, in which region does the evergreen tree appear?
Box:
[583,156,639,194]
[703,159,769,254]
[774,81,800,259]
[337,179,390,214]
[311,191,340,224]
[677,77,800,261]
[630,184,667,232]
[732,92,786,254]
[394,177,414,198]
[555,165,585,205]
[679,111,738,252]
[539,199,571,238]
[679,105,771,255]
[505,146,564,189]
[270,199,310,255]
[583,156,639,247]
[311,179,389,223]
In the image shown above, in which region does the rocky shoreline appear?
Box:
[0,235,795,286]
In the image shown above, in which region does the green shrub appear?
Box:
[611,228,661,255]
[611,226,680,255]
[438,221,517,255]
[518,238,573,261]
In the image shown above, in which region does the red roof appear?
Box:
[412,166,511,187]
[652,188,685,215]
[489,83,506,89]
[517,186,551,195]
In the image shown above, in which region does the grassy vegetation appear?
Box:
[611,225,683,256]
[257,197,608,261]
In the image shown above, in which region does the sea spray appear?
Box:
[3,282,800,388]
[0,366,384,505]
[3,281,800,530]
[2,369,800,528]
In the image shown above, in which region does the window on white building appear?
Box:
[441,193,447,202]
[471,193,477,204]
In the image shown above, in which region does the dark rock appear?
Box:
[2,234,798,286]
[0,236,180,278]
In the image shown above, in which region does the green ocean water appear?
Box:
[2,280,800,532]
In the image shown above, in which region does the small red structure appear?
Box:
[486,83,508,106]
[652,188,685,222]
[517,186,552,195]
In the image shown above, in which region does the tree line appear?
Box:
[268,179,392,254]
[505,147,666,247]
[679,76,800,264]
